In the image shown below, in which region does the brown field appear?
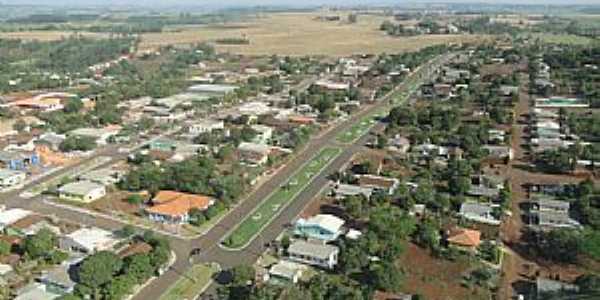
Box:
[139,13,490,56]
[0,31,108,41]
[398,243,492,300]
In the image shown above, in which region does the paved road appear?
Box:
[0,52,457,300]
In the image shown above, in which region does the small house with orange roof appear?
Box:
[446,227,481,252]
[146,191,215,224]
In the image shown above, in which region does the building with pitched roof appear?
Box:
[146,191,214,224]
[294,214,345,242]
[446,227,481,251]
[287,240,339,269]
[58,180,106,203]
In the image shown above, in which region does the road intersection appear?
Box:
[0,52,456,300]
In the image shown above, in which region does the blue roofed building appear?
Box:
[293,214,345,242]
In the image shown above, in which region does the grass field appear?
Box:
[222,147,341,249]
[139,13,489,56]
[159,264,217,300]
[527,33,596,45]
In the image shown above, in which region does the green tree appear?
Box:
[77,251,123,297]
[0,240,11,256]
[22,228,57,259]
[124,254,154,282]
[59,135,97,152]
[64,98,84,113]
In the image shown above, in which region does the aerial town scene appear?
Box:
[0,0,598,299]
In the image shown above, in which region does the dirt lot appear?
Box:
[397,243,491,300]
[139,13,490,56]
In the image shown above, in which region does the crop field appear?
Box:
[0,31,108,41]
[139,13,489,56]
[222,147,341,249]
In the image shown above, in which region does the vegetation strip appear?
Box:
[222,147,342,249]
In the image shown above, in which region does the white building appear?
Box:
[59,227,119,254]
[0,169,26,188]
[188,120,225,135]
[58,180,106,203]
[251,125,273,144]
[0,208,32,230]
[288,240,339,269]
[238,142,271,166]
[268,261,303,284]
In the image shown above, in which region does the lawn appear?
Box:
[222,147,341,249]
[159,264,217,300]
[138,12,488,56]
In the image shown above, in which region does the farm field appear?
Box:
[0,30,108,41]
[527,33,596,45]
[222,146,341,249]
[139,13,489,56]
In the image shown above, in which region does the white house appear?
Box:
[288,240,339,269]
[58,181,106,203]
[268,261,303,284]
[59,227,119,254]
[0,208,32,230]
[188,119,225,135]
[294,214,345,242]
[251,124,273,144]
[0,169,26,188]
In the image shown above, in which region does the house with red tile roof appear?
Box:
[145,191,214,224]
[446,227,481,251]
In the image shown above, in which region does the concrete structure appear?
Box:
[59,227,119,254]
[332,183,373,199]
[288,240,339,269]
[0,208,32,230]
[69,127,120,145]
[268,261,303,284]
[0,151,40,170]
[459,202,501,225]
[238,142,271,165]
[251,124,274,145]
[0,169,26,188]
[187,84,238,96]
[58,180,106,203]
[15,283,61,300]
[188,120,225,135]
[294,214,345,242]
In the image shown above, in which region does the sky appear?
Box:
[3,0,600,6]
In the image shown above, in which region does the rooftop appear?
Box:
[147,191,214,217]
[296,214,345,234]
[447,227,481,248]
[288,240,339,260]
[58,180,105,196]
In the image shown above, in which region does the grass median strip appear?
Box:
[159,264,217,300]
[222,147,341,249]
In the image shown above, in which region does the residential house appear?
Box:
[314,80,350,91]
[287,240,339,269]
[0,169,26,188]
[0,150,40,170]
[499,85,519,96]
[413,143,449,160]
[69,127,120,145]
[357,174,400,195]
[78,168,122,186]
[8,214,61,236]
[0,208,32,230]
[38,258,82,295]
[188,120,225,135]
[459,202,501,225]
[251,125,273,144]
[387,135,410,155]
[267,261,303,284]
[446,227,481,252]
[238,142,271,166]
[146,191,214,224]
[483,145,513,161]
[294,214,345,242]
[187,84,238,96]
[59,227,119,254]
[536,278,579,298]
[332,183,373,200]
[58,180,106,203]
[148,138,177,152]
[36,132,66,151]
[15,283,62,300]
